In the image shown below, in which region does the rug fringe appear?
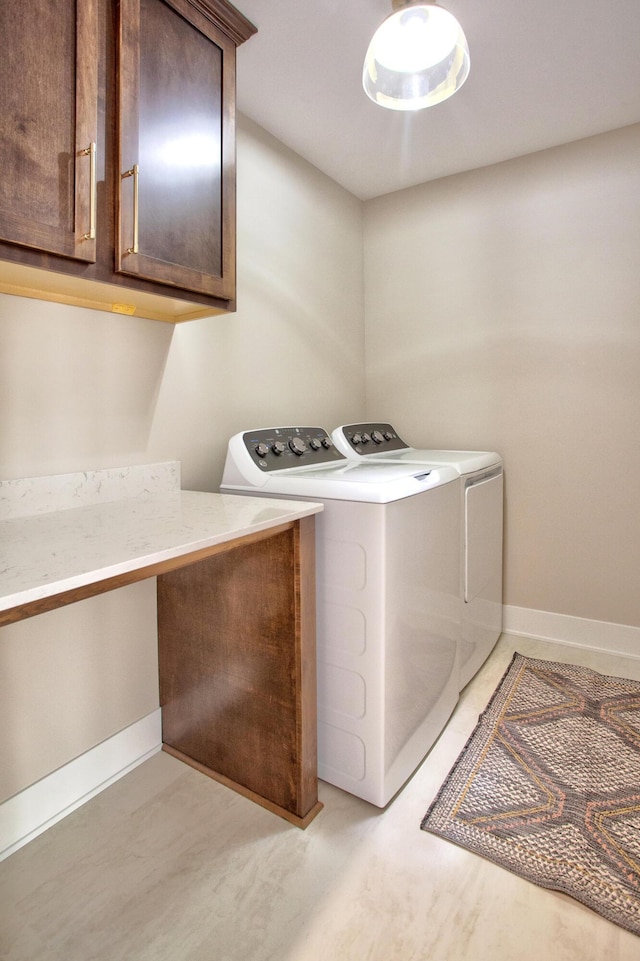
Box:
[421,652,524,829]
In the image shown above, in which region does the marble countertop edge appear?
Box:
[0,490,323,615]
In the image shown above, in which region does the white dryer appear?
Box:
[221,426,461,807]
[332,423,503,688]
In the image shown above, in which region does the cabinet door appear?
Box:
[0,0,98,262]
[117,0,236,300]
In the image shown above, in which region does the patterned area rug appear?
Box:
[421,653,640,936]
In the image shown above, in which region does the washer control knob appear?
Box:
[255,443,269,458]
[383,431,393,441]
[361,432,371,444]
[352,433,363,445]
[309,438,321,451]
[272,441,286,455]
[321,436,333,449]
[289,437,308,455]
[371,430,384,444]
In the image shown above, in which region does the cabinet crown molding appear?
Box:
[187,0,257,45]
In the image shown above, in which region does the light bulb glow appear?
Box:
[373,7,459,73]
[363,3,470,111]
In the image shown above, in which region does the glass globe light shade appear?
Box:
[363,2,470,111]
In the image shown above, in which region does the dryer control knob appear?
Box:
[272,441,286,455]
[371,430,384,444]
[321,436,333,449]
[352,433,363,445]
[255,443,269,457]
[309,438,321,450]
[383,431,393,441]
[361,432,371,444]
[289,437,308,455]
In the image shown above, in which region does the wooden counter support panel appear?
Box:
[157,515,322,828]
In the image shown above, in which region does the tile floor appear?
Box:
[1,632,640,961]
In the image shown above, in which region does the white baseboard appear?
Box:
[0,709,162,862]
[503,605,640,660]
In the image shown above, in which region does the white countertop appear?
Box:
[0,489,322,617]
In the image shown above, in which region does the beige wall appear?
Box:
[363,123,640,629]
[0,583,159,801]
[0,115,366,801]
[147,117,367,492]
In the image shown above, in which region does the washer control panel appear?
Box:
[337,423,409,455]
[242,427,347,472]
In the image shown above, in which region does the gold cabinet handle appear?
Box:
[81,142,97,241]
[122,164,139,254]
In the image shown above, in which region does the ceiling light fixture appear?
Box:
[363,0,470,111]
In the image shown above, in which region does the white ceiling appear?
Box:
[235,0,640,200]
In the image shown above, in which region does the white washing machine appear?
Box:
[332,423,503,689]
[221,426,461,807]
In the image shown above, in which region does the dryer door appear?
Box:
[462,469,503,686]
[464,471,503,604]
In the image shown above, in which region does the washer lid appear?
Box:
[222,470,458,503]
[364,448,502,474]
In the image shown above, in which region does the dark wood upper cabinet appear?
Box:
[0,0,99,263]
[117,0,237,299]
[0,0,256,322]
